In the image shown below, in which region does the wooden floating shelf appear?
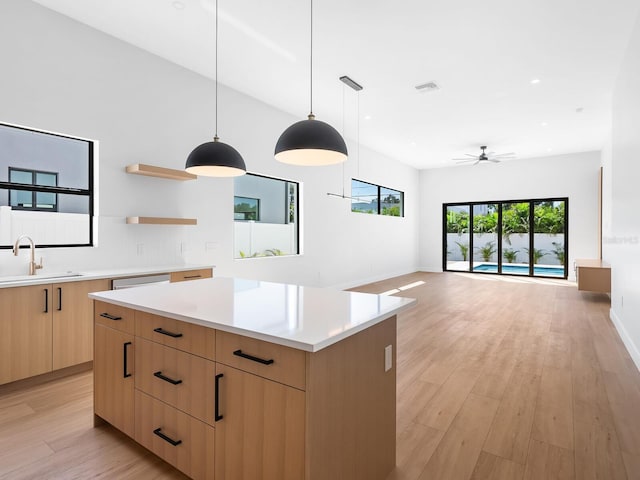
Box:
[126,217,197,225]
[125,163,196,181]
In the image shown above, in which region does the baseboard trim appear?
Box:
[610,308,640,372]
[0,361,92,395]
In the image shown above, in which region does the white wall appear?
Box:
[603,11,640,369]
[419,151,601,278]
[0,0,419,288]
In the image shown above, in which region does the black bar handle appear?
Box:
[215,373,224,421]
[123,342,132,378]
[153,327,183,338]
[100,312,122,321]
[57,287,62,311]
[153,428,182,446]
[183,275,202,279]
[154,371,183,385]
[233,349,274,365]
[44,288,48,313]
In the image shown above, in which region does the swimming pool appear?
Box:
[473,264,565,277]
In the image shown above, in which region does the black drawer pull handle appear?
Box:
[233,349,274,365]
[154,371,182,385]
[215,373,223,421]
[153,327,183,338]
[153,428,182,446]
[183,275,202,279]
[100,312,122,321]
[57,287,62,311]
[44,288,48,313]
[123,342,132,378]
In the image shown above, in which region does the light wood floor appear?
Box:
[1,272,639,479]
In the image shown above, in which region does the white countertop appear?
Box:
[89,277,417,352]
[0,264,214,289]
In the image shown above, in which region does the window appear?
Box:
[0,122,94,248]
[351,179,404,217]
[9,168,59,211]
[234,196,260,221]
[233,173,299,258]
[443,198,568,278]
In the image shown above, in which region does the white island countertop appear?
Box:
[89,277,416,352]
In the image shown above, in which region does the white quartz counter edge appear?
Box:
[89,283,417,353]
[0,264,214,289]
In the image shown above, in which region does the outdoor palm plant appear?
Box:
[524,247,547,264]
[551,242,565,264]
[477,241,497,262]
[503,248,519,263]
[455,241,469,261]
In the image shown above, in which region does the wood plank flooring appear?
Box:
[0,271,638,479]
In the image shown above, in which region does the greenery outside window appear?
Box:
[351,179,404,217]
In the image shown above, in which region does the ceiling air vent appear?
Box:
[415,81,440,93]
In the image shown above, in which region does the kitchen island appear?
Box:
[90,277,416,480]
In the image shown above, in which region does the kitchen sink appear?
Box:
[0,272,83,284]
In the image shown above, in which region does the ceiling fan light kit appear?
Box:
[185,0,246,177]
[275,0,348,166]
[453,145,516,166]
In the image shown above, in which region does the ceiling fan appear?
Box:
[453,146,516,165]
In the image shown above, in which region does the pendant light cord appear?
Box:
[214,0,219,139]
[309,0,313,116]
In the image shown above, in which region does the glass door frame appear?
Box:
[442,197,569,279]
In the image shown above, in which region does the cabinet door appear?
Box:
[53,279,110,369]
[215,364,305,480]
[0,285,52,385]
[94,324,135,437]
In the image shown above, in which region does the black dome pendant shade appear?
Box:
[186,136,246,177]
[275,0,347,166]
[275,114,347,166]
[185,0,246,177]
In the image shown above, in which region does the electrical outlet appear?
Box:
[384,345,393,372]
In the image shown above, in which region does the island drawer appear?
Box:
[170,268,213,283]
[94,301,135,334]
[216,331,306,390]
[135,390,215,480]
[136,338,216,425]
[136,312,215,360]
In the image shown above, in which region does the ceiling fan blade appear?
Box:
[486,151,496,155]
[487,159,501,163]
[464,153,478,158]
[473,160,480,166]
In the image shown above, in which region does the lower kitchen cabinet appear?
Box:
[135,390,215,480]
[0,284,52,384]
[94,323,135,438]
[214,364,305,480]
[53,279,110,369]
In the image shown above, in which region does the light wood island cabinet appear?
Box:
[91,278,412,480]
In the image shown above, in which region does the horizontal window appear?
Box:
[0,122,94,248]
[351,179,404,217]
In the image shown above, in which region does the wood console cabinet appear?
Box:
[575,259,611,293]
[93,302,398,480]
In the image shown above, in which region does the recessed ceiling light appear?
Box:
[576,107,584,113]
[530,78,541,84]
[541,122,548,127]
[547,148,553,152]
[364,115,372,120]
[172,1,185,9]
[410,142,417,147]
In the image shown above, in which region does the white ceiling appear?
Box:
[33,0,640,169]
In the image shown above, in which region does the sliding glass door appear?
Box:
[445,204,470,271]
[443,198,568,278]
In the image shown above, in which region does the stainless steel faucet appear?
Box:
[12,235,43,275]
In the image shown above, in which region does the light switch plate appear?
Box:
[384,345,393,372]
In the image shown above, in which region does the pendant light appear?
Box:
[185,0,246,177]
[274,0,347,166]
